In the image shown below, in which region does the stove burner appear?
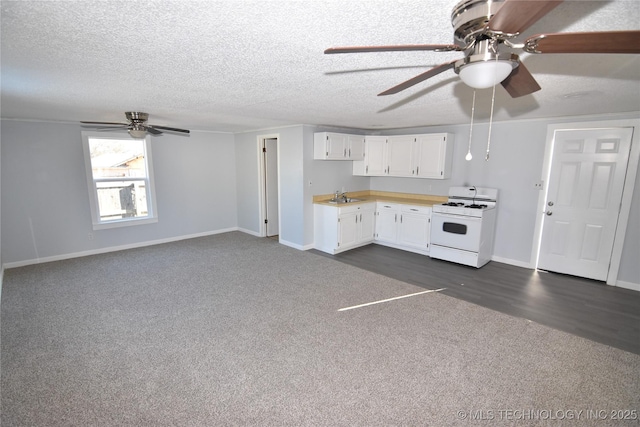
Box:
[442,202,465,206]
[466,204,488,209]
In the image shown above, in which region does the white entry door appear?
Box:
[538,127,633,281]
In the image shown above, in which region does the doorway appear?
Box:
[534,120,639,285]
[259,136,279,238]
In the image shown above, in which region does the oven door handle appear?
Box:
[432,212,482,222]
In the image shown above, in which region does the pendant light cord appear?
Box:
[466,90,476,161]
[486,57,498,161]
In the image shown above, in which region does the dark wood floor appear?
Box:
[310,244,640,355]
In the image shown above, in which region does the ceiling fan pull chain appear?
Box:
[465,90,476,161]
[486,58,498,161]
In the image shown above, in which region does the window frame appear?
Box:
[81,131,158,230]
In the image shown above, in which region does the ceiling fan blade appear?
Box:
[149,125,190,134]
[145,126,163,135]
[80,121,129,126]
[501,62,541,98]
[488,0,563,34]
[378,60,457,96]
[525,31,640,54]
[325,44,462,54]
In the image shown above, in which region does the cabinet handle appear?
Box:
[416,166,419,175]
[355,215,358,223]
[360,213,362,222]
[395,214,397,222]
[366,165,369,174]
[410,208,418,211]
[344,148,347,157]
[349,148,351,157]
[401,215,403,223]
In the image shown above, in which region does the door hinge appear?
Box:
[265,219,268,224]
[263,147,266,153]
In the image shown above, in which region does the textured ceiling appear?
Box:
[1,0,639,133]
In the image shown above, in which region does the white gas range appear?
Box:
[430,187,498,268]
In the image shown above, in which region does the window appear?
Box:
[81,132,158,229]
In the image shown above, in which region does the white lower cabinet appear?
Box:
[375,202,431,255]
[375,203,400,243]
[314,201,431,256]
[397,205,431,252]
[314,202,375,254]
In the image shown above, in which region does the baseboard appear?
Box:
[237,227,262,237]
[279,239,306,250]
[616,280,640,292]
[491,255,534,269]
[2,227,239,269]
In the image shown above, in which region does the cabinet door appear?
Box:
[358,208,375,243]
[364,136,387,175]
[375,204,399,243]
[338,212,359,249]
[348,135,365,160]
[326,133,348,159]
[398,209,430,250]
[387,135,415,176]
[415,134,453,178]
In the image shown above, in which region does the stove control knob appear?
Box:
[546,211,553,216]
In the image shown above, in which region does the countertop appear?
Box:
[313,190,447,207]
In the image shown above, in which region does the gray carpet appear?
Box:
[2,231,639,426]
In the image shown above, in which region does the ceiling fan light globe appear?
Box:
[459,60,514,89]
[128,129,147,138]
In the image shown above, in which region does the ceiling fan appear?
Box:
[81,112,190,138]
[325,0,640,97]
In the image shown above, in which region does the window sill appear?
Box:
[92,216,158,230]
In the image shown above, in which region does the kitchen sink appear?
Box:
[327,198,363,204]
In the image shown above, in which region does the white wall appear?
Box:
[235,126,306,247]
[1,120,237,265]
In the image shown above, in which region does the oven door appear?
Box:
[430,212,482,252]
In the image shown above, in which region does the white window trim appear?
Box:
[81,131,158,230]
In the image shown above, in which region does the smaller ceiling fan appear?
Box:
[81,112,190,138]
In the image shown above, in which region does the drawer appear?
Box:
[376,202,401,211]
[338,204,369,214]
[401,205,431,215]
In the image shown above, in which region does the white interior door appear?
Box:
[538,127,633,281]
[264,138,279,237]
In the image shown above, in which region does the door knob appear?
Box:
[546,211,553,216]
[547,201,554,206]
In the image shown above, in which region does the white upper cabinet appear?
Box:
[353,132,453,179]
[314,132,365,160]
[387,135,415,176]
[414,133,454,179]
[348,135,365,161]
[353,136,387,175]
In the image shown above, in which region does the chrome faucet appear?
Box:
[334,190,348,202]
